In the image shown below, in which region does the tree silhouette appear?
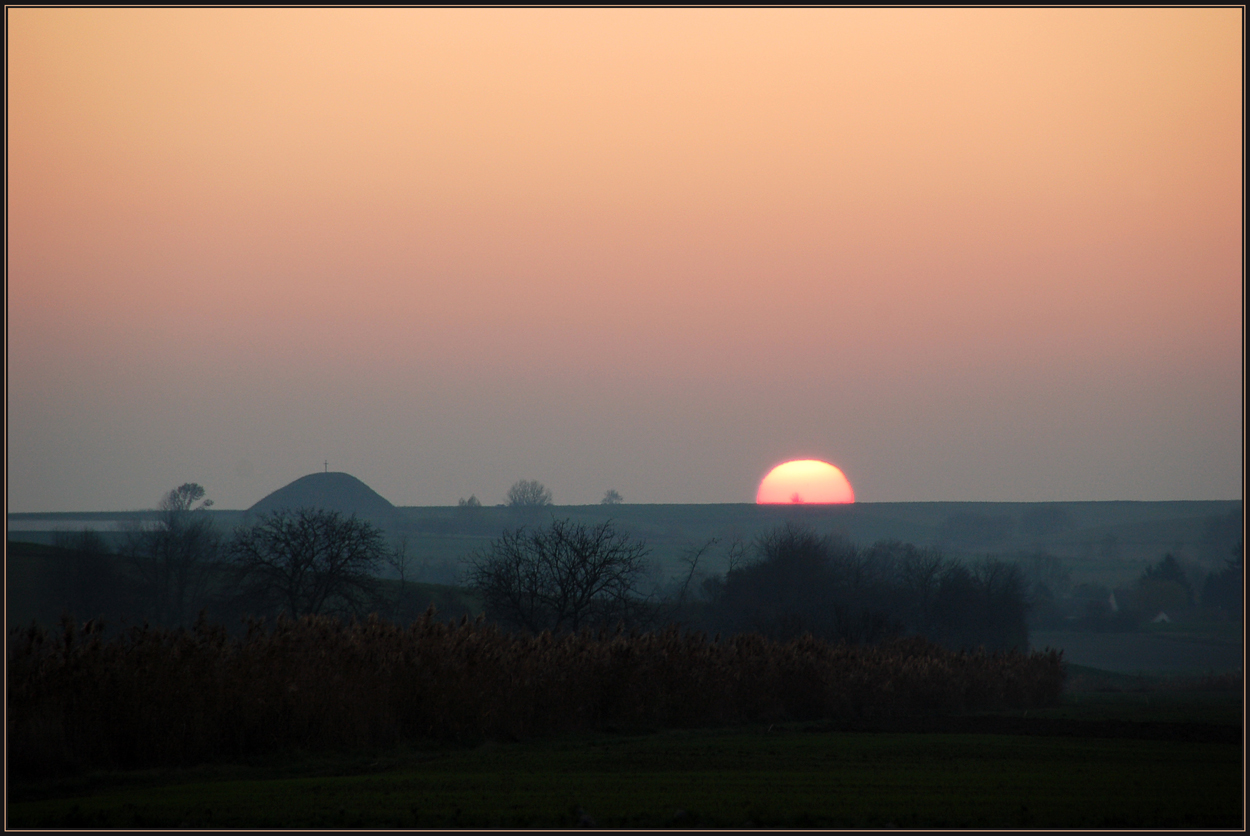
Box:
[121,483,219,627]
[507,479,553,508]
[466,518,650,633]
[228,508,386,618]
[1138,553,1195,610]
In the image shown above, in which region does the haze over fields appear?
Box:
[7,8,1242,512]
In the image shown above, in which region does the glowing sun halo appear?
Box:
[756,459,855,504]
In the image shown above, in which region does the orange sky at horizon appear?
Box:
[7,8,1242,510]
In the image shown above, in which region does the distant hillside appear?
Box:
[248,472,396,523]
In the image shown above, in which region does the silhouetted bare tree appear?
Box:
[601,489,623,505]
[228,508,386,618]
[466,518,650,633]
[507,479,553,508]
[120,483,220,627]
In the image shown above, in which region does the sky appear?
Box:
[6,8,1243,512]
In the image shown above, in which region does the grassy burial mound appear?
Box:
[7,610,1064,779]
[248,471,398,528]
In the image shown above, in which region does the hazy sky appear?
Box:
[7,8,1243,512]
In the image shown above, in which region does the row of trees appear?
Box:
[700,526,1030,652]
[458,480,624,509]
[53,486,1036,652]
[56,481,639,631]
[467,520,1033,652]
[50,486,1076,653]
[1019,545,1243,632]
[50,484,393,629]
[1089,548,1243,628]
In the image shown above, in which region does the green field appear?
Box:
[9,690,1242,829]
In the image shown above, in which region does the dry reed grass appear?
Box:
[8,610,1064,777]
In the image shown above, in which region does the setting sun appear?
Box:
[756,459,855,504]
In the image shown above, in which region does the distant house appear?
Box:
[1151,611,1171,624]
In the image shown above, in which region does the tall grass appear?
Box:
[8,610,1064,778]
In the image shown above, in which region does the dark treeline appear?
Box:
[691,524,1245,644]
[33,501,1036,655]
[23,501,1241,651]
[8,610,1064,779]
[463,519,1034,653]
[19,484,1241,641]
[698,525,1030,652]
[1024,544,1244,632]
[26,486,477,637]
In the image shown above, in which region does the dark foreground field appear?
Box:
[9,683,1242,830]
